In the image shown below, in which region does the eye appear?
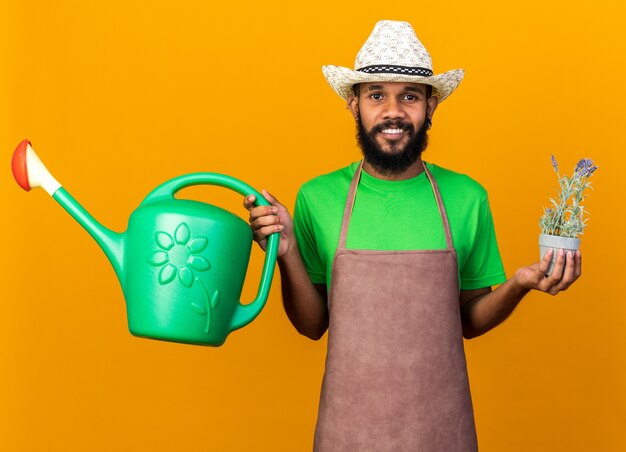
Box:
[369,93,383,100]
[403,94,418,101]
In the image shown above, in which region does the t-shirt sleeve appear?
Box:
[293,188,326,284]
[460,195,507,290]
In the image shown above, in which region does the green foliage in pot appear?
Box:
[539,156,598,238]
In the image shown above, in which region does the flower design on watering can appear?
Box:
[147,222,219,333]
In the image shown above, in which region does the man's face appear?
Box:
[349,82,438,176]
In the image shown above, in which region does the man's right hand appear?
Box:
[243,189,294,257]
[245,190,329,339]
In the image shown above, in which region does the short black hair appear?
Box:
[352,83,433,98]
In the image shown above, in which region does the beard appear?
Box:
[356,115,429,176]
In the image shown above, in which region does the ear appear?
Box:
[427,95,439,120]
[347,95,359,120]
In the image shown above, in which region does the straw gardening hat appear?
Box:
[322,20,464,102]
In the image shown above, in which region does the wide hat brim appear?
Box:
[322,65,464,102]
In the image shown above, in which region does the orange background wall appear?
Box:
[1,1,624,450]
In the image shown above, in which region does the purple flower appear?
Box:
[575,158,595,177]
[551,154,559,173]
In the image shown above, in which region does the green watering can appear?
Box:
[11,140,279,346]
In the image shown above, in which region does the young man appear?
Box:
[244,20,581,451]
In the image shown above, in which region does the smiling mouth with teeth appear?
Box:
[381,128,404,134]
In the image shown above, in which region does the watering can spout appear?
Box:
[12,140,125,285]
[52,189,125,283]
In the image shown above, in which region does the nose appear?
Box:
[382,98,406,120]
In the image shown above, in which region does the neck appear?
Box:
[361,157,425,181]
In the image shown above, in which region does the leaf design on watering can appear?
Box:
[191,302,207,316]
[188,255,210,271]
[156,232,174,250]
[191,288,219,333]
[187,237,208,253]
[178,266,194,288]
[147,251,169,266]
[210,290,219,309]
[159,264,177,284]
[175,223,191,245]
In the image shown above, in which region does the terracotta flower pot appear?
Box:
[538,233,580,276]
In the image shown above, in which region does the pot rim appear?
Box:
[538,233,581,248]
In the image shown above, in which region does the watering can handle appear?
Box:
[140,172,279,332]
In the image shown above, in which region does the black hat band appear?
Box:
[356,65,433,76]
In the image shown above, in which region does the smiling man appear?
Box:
[354,82,436,178]
[244,20,581,451]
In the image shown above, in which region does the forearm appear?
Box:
[278,244,329,340]
[244,191,329,340]
[461,277,530,339]
[462,249,583,338]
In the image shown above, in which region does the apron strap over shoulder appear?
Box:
[422,162,454,250]
[338,160,454,250]
[337,160,364,249]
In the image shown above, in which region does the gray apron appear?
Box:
[313,161,478,451]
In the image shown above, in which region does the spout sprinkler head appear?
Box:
[12,139,32,191]
[11,139,61,195]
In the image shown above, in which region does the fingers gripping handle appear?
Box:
[141,172,279,332]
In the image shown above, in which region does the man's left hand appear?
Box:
[515,248,582,295]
